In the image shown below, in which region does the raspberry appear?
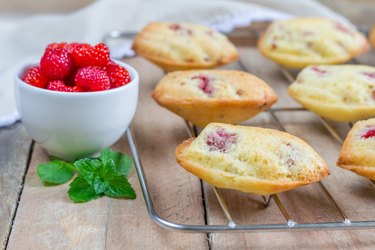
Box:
[75,66,110,91]
[47,42,86,54]
[169,24,181,31]
[91,43,110,66]
[106,61,131,88]
[47,42,67,51]
[206,128,237,152]
[46,80,82,92]
[40,47,73,80]
[361,128,375,139]
[311,66,327,74]
[168,24,192,35]
[362,72,375,78]
[65,43,84,54]
[334,22,353,36]
[192,75,213,94]
[71,43,110,67]
[22,66,48,88]
[71,44,92,67]
[64,66,80,86]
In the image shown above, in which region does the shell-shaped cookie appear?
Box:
[176,123,329,195]
[337,118,375,180]
[288,65,375,122]
[152,70,277,127]
[132,22,239,71]
[258,17,369,68]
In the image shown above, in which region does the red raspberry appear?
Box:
[47,42,86,54]
[46,80,82,92]
[71,43,110,67]
[40,47,73,80]
[47,42,67,51]
[361,128,375,139]
[169,24,181,31]
[206,128,237,153]
[75,66,110,91]
[64,66,80,86]
[106,61,131,88]
[91,43,110,66]
[363,72,375,78]
[71,44,92,67]
[192,75,213,94]
[22,66,48,88]
[311,66,327,74]
[334,22,354,36]
[65,43,85,54]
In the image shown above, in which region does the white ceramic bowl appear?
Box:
[15,59,139,161]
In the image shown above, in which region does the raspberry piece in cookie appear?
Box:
[192,75,213,95]
[206,128,237,152]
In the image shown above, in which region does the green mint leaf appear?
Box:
[37,160,75,185]
[93,176,109,194]
[68,176,102,203]
[104,176,136,199]
[73,158,103,181]
[100,149,133,177]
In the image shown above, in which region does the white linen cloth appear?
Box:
[0,0,347,127]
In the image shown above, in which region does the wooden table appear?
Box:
[2,4,375,250]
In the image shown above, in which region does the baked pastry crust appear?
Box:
[132,22,239,71]
[258,17,369,68]
[152,70,277,127]
[176,123,329,195]
[288,65,375,122]
[337,118,375,180]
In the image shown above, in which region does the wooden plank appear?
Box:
[105,58,207,249]
[204,47,375,249]
[0,123,31,249]
[7,57,207,250]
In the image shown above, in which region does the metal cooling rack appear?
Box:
[124,59,375,233]
[107,28,375,233]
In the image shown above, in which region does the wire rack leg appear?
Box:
[262,196,273,208]
[213,187,236,228]
[272,194,297,227]
[318,182,351,225]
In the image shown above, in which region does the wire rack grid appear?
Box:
[106,29,375,233]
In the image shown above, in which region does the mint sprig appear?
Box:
[68,176,102,203]
[37,149,136,203]
[37,160,75,184]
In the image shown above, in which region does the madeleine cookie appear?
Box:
[288,65,375,122]
[152,70,277,127]
[176,123,329,195]
[258,17,369,68]
[132,22,239,71]
[337,118,375,180]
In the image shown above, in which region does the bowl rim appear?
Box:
[15,58,139,96]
